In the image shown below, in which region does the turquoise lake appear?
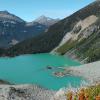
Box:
[0,53,83,90]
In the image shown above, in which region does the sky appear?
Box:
[0,0,95,21]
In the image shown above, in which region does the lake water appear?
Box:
[0,53,83,90]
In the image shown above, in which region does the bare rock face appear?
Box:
[34,15,60,27]
[55,15,98,49]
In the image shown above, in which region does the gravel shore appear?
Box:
[65,61,100,84]
[0,84,56,100]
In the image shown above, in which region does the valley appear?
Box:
[0,0,100,100]
[0,0,99,63]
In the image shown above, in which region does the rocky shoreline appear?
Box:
[52,61,100,85]
[64,61,100,84]
[0,84,56,100]
[0,60,100,100]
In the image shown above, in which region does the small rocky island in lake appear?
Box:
[53,71,66,77]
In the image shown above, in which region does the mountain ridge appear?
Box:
[0,11,59,48]
[0,11,25,23]
[1,0,100,63]
[34,15,60,27]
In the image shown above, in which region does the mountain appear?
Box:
[0,11,25,23]
[0,11,58,48]
[2,0,100,63]
[0,11,46,48]
[34,15,60,27]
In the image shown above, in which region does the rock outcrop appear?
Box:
[0,84,55,100]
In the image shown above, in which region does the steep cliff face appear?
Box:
[55,15,100,63]
[51,1,100,63]
[55,15,100,62]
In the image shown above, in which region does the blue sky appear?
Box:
[0,0,95,21]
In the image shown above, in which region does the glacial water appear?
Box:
[0,53,83,90]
